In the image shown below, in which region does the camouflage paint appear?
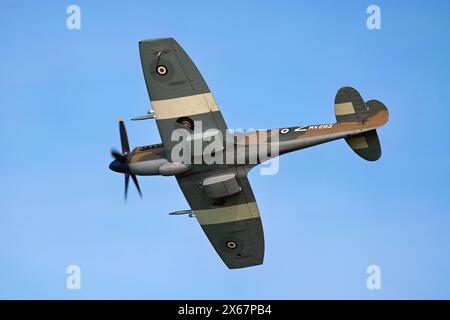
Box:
[110,38,389,269]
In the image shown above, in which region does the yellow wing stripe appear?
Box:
[194,202,260,225]
[152,92,220,120]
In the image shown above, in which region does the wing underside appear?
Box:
[139,38,227,159]
[177,167,264,269]
[140,38,263,269]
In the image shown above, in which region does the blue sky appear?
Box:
[1,0,450,299]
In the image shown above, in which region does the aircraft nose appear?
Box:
[109,159,126,173]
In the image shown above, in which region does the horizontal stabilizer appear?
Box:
[345,129,381,161]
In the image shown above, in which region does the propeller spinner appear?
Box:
[109,118,142,200]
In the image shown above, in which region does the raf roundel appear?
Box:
[156,65,168,76]
[280,128,290,134]
[226,241,237,249]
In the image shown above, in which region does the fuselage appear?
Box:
[110,105,388,177]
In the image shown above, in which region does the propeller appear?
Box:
[109,118,142,201]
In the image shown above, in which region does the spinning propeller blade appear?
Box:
[109,118,142,201]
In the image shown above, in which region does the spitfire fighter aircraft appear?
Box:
[109,38,389,269]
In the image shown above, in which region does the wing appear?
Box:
[177,167,264,269]
[139,38,228,160]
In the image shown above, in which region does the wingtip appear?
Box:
[139,37,176,47]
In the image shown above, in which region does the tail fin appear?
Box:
[334,87,389,161]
